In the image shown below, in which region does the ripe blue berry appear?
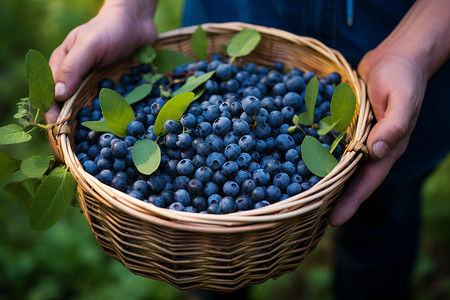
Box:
[164,120,178,133]
[241,96,261,115]
[169,201,186,211]
[127,120,146,137]
[174,189,191,206]
[213,117,232,136]
[176,159,195,176]
[252,169,270,186]
[236,195,253,211]
[223,181,240,197]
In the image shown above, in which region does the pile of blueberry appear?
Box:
[74,54,343,214]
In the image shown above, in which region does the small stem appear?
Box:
[34,108,41,123]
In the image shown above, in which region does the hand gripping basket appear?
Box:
[48,22,372,292]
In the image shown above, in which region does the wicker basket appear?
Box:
[48,22,372,292]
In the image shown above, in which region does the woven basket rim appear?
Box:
[52,22,372,232]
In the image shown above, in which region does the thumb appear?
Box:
[49,41,97,102]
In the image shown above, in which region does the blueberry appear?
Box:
[230,101,243,116]
[76,141,89,154]
[241,96,261,115]
[234,170,251,185]
[176,133,192,150]
[207,203,222,214]
[169,201,186,211]
[176,159,195,176]
[282,161,297,175]
[203,181,220,196]
[233,119,250,136]
[164,120,178,133]
[113,158,126,172]
[187,178,203,196]
[207,194,222,206]
[213,117,232,136]
[185,206,198,213]
[174,189,191,206]
[268,111,284,128]
[219,196,237,213]
[216,63,232,79]
[297,161,311,178]
[159,190,174,205]
[148,174,166,193]
[111,175,127,192]
[147,195,165,208]
[254,123,271,139]
[212,171,227,185]
[254,200,271,209]
[127,120,145,137]
[98,169,113,185]
[180,113,196,129]
[303,71,316,83]
[223,131,239,145]
[87,145,101,159]
[205,134,225,152]
[286,75,306,92]
[282,92,302,110]
[224,143,241,160]
[192,154,206,168]
[197,122,212,138]
[285,149,300,163]
[76,153,89,164]
[243,86,262,99]
[223,181,240,197]
[273,172,290,191]
[254,108,269,124]
[194,166,213,183]
[266,160,282,176]
[97,157,112,170]
[308,175,321,186]
[252,169,270,186]
[247,162,260,173]
[291,174,303,184]
[222,161,239,177]
[272,82,287,95]
[326,72,341,85]
[236,195,253,211]
[203,105,221,122]
[193,196,208,211]
[286,183,303,196]
[241,179,256,194]
[131,180,150,197]
[251,186,266,202]
[301,182,311,191]
[236,153,252,169]
[266,185,282,202]
[324,84,335,100]
[111,140,127,158]
[206,152,226,171]
[238,134,256,152]
[226,79,240,92]
[275,134,295,151]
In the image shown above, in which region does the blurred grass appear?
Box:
[0,0,449,299]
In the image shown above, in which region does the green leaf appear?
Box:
[142,73,163,84]
[193,86,206,101]
[317,118,341,136]
[29,165,77,232]
[0,124,32,145]
[154,92,195,136]
[301,136,338,177]
[330,133,346,154]
[297,111,314,126]
[172,71,215,96]
[15,98,29,119]
[4,178,40,209]
[80,120,111,133]
[136,45,157,64]
[25,49,54,113]
[304,76,319,122]
[99,88,135,138]
[159,87,172,98]
[125,83,152,105]
[227,28,261,58]
[132,139,161,175]
[153,49,194,73]
[191,25,208,60]
[20,155,51,179]
[0,152,21,179]
[330,83,356,133]
[287,125,297,133]
[318,116,332,129]
[292,115,299,125]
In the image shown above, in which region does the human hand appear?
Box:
[45,0,157,124]
[328,50,427,226]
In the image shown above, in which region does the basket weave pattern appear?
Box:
[49,22,372,291]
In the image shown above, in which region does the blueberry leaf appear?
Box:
[153,49,194,74]
[0,124,32,145]
[317,118,341,135]
[227,28,261,58]
[136,45,157,64]
[0,152,21,179]
[301,136,338,177]
[132,139,161,175]
[99,88,135,138]
[330,82,356,133]
[15,97,29,119]
[20,155,51,179]
[292,115,299,125]
[172,71,215,96]
[25,49,54,113]
[191,25,208,60]
[142,73,163,84]
[4,178,40,209]
[330,133,346,154]
[154,92,195,136]
[125,83,152,105]
[80,120,111,133]
[29,165,77,232]
[297,111,314,126]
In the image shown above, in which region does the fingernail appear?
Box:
[373,140,389,159]
[55,82,66,98]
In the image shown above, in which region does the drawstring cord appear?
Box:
[346,0,354,27]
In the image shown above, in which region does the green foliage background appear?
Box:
[0,0,449,299]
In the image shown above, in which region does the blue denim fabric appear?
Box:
[183,1,450,299]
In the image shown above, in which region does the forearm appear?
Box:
[101,0,158,21]
[373,0,450,79]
